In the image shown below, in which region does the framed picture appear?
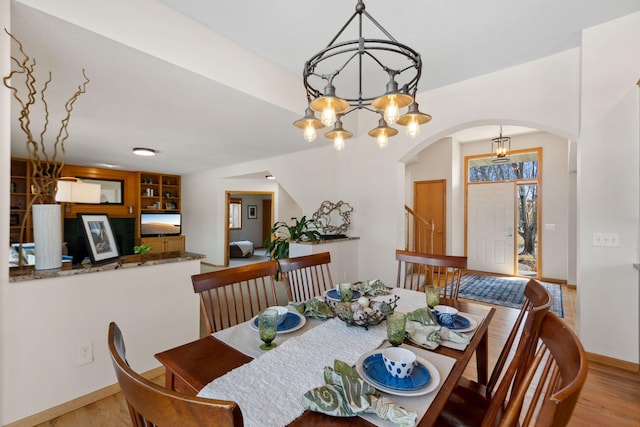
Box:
[165,202,176,210]
[247,205,257,219]
[77,213,120,264]
[10,213,20,226]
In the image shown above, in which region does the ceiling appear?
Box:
[7,0,640,175]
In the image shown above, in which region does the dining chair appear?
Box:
[277,252,334,302]
[395,249,467,298]
[108,322,243,427]
[192,260,279,334]
[435,280,587,427]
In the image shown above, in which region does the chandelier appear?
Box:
[491,125,511,163]
[293,0,431,151]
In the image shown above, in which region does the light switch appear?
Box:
[545,224,556,230]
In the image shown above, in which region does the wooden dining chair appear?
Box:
[277,252,334,302]
[192,260,279,334]
[435,281,587,427]
[395,249,467,298]
[108,322,243,427]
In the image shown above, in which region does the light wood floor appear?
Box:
[34,285,640,427]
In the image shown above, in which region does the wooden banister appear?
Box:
[404,205,435,253]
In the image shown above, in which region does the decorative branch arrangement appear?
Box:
[3,29,89,248]
[3,29,90,202]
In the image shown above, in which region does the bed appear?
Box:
[229,240,255,258]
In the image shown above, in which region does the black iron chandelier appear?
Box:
[491,125,511,163]
[294,0,431,151]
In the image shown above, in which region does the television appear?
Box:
[140,213,182,237]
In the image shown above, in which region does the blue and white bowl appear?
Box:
[382,347,416,379]
[433,305,459,328]
[267,306,289,325]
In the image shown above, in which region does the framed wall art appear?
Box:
[77,213,120,264]
[247,205,257,219]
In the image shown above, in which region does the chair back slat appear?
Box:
[395,250,467,298]
[278,252,334,302]
[192,261,278,334]
[493,312,588,427]
[108,322,243,427]
[486,279,552,397]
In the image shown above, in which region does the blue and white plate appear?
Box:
[324,289,362,302]
[249,311,306,334]
[356,349,440,397]
[362,353,430,391]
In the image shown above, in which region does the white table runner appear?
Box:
[199,317,388,426]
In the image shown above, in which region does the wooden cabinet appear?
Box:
[139,235,185,254]
[9,159,32,244]
[139,172,180,213]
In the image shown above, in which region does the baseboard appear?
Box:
[200,260,222,267]
[587,352,639,373]
[539,277,567,285]
[4,366,165,427]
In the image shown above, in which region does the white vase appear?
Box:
[32,204,62,270]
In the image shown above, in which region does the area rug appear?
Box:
[456,274,564,317]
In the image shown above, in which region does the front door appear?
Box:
[467,182,515,274]
[414,180,446,254]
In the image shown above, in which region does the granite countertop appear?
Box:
[292,236,360,244]
[8,251,205,282]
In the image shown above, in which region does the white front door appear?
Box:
[467,182,515,275]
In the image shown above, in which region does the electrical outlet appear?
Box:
[75,342,94,366]
[592,232,620,247]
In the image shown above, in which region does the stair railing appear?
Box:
[404,205,435,254]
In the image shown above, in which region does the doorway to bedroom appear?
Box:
[225,191,274,266]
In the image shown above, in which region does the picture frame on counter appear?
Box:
[78,213,120,264]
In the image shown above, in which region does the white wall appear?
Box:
[578,11,640,362]
[1,261,201,425]
[1,0,11,420]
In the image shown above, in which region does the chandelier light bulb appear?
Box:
[320,99,337,127]
[377,132,389,148]
[383,96,400,125]
[303,123,317,142]
[406,118,421,138]
[333,134,345,151]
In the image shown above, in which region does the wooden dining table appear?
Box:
[156,297,495,427]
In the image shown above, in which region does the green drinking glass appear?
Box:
[258,309,278,350]
[425,285,441,308]
[386,312,407,347]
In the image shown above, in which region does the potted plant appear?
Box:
[263,216,321,261]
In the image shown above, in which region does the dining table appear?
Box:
[155,287,495,427]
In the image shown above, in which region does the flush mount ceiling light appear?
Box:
[491,125,511,163]
[133,147,156,156]
[294,0,431,150]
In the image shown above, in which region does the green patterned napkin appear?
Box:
[356,279,392,296]
[302,360,417,427]
[292,298,335,320]
[405,308,469,350]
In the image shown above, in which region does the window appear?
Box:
[468,151,538,182]
[229,198,242,229]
